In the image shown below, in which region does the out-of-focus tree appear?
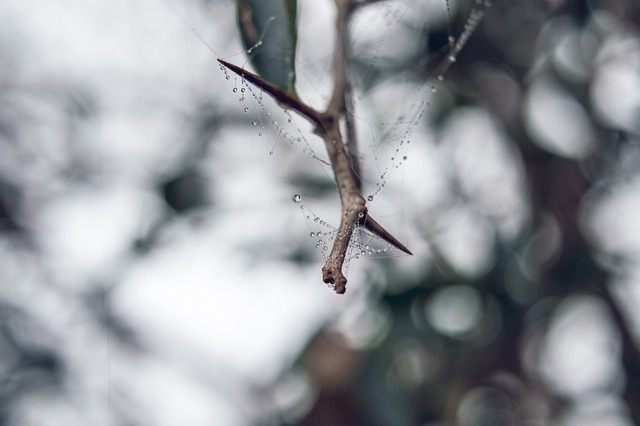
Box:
[262,0,640,425]
[0,0,639,425]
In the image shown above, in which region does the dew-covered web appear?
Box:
[167,0,490,274]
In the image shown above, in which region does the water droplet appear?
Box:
[232,87,238,93]
[252,121,257,126]
[367,195,374,202]
[292,194,301,203]
[438,75,445,81]
[269,150,273,155]
[241,88,245,92]
[403,156,408,160]
[316,244,321,248]
[258,132,263,136]
[225,75,230,80]
[244,107,249,112]
[431,86,437,93]
[357,212,364,218]
[310,232,315,237]
[448,55,457,63]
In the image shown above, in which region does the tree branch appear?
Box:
[222,0,411,294]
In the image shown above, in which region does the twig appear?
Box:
[221,0,411,294]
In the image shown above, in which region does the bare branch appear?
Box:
[222,0,412,294]
[326,0,356,115]
[314,121,366,294]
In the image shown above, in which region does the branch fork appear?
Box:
[220,0,412,294]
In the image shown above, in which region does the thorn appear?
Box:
[217,58,322,127]
[359,214,413,255]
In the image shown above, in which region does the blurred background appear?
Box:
[1,0,639,425]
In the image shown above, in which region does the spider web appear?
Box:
[166,0,490,274]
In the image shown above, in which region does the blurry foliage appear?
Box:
[286,0,640,425]
[0,0,639,425]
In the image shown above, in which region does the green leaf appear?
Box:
[235,0,298,94]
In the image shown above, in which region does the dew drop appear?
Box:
[403,156,408,161]
[310,232,316,237]
[316,244,321,248]
[357,212,364,218]
[448,55,457,63]
[438,75,445,81]
[244,107,249,112]
[252,121,257,126]
[292,194,302,203]
[323,246,328,251]
[225,75,230,80]
[232,87,238,93]
[431,86,437,93]
[258,132,263,136]
[367,195,374,202]
[241,88,245,92]
[269,150,273,155]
